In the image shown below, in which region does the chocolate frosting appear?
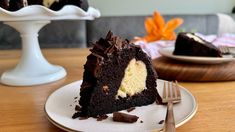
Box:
[82,31,140,80]
[90,31,133,57]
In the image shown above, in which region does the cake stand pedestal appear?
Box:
[1,20,66,86]
[0,6,100,86]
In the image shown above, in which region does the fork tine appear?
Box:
[224,46,229,53]
[175,81,181,100]
[219,46,229,54]
[168,82,171,99]
[219,46,224,53]
[163,81,181,103]
[172,82,177,99]
[163,81,167,100]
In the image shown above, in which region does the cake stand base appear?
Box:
[0,21,67,86]
[1,66,66,86]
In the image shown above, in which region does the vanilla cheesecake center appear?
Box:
[117,59,147,98]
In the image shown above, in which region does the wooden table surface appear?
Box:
[0,48,235,132]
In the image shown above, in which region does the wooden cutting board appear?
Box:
[152,57,235,82]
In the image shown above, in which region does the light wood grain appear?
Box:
[153,57,235,82]
[0,48,235,132]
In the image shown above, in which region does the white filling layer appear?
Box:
[186,33,205,44]
[117,59,147,98]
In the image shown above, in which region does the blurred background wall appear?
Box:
[89,0,235,16]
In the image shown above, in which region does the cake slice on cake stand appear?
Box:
[0,5,100,86]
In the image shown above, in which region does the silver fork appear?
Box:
[219,46,230,55]
[162,81,181,132]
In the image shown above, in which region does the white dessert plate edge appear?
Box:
[159,47,235,64]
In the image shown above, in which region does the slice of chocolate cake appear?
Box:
[173,32,222,57]
[78,31,162,117]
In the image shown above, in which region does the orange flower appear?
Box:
[138,11,183,42]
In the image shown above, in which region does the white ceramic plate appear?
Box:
[159,47,235,64]
[0,5,100,21]
[45,80,197,132]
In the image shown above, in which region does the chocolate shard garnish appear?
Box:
[113,112,139,123]
[96,114,108,121]
[126,107,135,112]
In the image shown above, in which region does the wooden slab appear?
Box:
[152,57,235,82]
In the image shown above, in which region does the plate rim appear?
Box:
[44,80,198,132]
[159,47,235,64]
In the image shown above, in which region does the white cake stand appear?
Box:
[0,6,100,86]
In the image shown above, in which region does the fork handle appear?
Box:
[163,101,176,132]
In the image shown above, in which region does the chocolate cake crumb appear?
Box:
[127,107,135,112]
[69,104,72,107]
[72,112,81,119]
[75,105,81,111]
[79,116,89,120]
[96,115,108,121]
[140,120,143,123]
[113,112,139,123]
[74,97,78,99]
[158,120,164,124]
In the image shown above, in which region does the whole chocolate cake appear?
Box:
[9,0,28,11]
[1,0,89,11]
[0,0,9,10]
[27,0,43,5]
[77,31,162,117]
[50,0,88,11]
[173,32,222,57]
